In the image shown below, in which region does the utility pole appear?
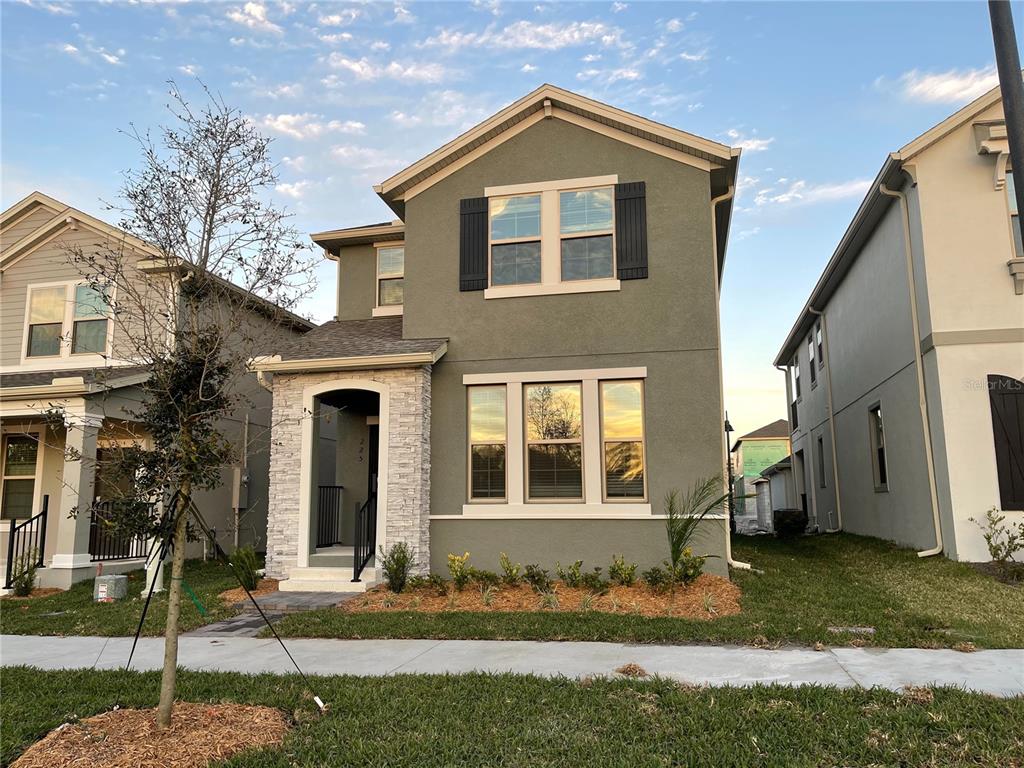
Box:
[989,0,1024,232]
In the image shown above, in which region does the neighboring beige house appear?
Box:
[253,84,742,591]
[0,192,312,589]
[774,81,1023,561]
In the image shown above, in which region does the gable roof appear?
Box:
[731,418,791,452]
[773,77,1015,367]
[0,191,315,332]
[374,84,740,218]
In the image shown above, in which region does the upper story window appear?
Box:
[807,335,817,385]
[792,357,801,400]
[815,321,824,369]
[868,403,888,492]
[1009,169,1022,258]
[25,282,111,360]
[483,175,622,299]
[373,245,404,317]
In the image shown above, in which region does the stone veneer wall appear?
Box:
[265,365,432,579]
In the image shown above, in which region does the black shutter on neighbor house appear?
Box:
[615,181,648,280]
[989,374,1024,510]
[459,196,488,291]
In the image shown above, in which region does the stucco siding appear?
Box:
[335,243,377,321]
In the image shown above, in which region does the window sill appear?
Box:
[455,502,652,518]
[371,305,403,317]
[483,278,620,300]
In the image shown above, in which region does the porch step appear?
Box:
[309,552,356,568]
[279,566,379,593]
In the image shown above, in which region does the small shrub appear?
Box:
[410,573,449,596]
[539,591,559,610]
[480,584,497,606]
[579,592,596,612]
[580,567,608,594]
[642,565,669,592]
[774,508,809,539]
[970,508,1024,579]
[447,552,472,591]
[556,559,584,587]
[470,568,500,588]
[608,554,637,587]
[379,541,414,594]
[702,591,717,616]
[669,549,707,586]
[10,550,38,597]
[523,563,553,594]
[499,552,521,585]
[382,594,397,608]
[230,545,259,591]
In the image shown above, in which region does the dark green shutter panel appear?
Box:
[459,196,488,291]
[989,374,1024,510]
[615,181,648,280]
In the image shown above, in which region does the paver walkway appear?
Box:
[2,635,1022,697]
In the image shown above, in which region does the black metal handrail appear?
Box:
[3,495,48,590]
[316,485,345,548]
[89,500,151,561]
[352,492,377,582]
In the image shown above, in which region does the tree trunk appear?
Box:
[156,491,190,729]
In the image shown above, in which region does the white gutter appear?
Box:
[878,180,943,558]
[808,307,843,532]
[709,184,750,571]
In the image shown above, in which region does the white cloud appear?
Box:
[237,78,303,99]
[60,43,79,54]
[679,50,708,62]
[259,113,365,140]
[884,66,999,105]
[665,18,683,33]
[472,0,501,15]
[581,53,601,63]
[276,180,312,199]
[726,129,774,153]
[19,0,74,15]
[95,47,124,65]
[178,63,200,76]
[612,2,627,12]
[319,32,353,44]
[226,2,282,35]
[424,20,624,51]
[735,226,760,241]
[331,144,401,171]
[687,102,703,112]
[393,2,414,24]
[370,40,391,51]
[281,155,307,171]
[319,9,360,26]
[754,178,871,207]
[326,54,449,83]
[520,63,538,73]
[577,66,640,84]
[389,89,493,130]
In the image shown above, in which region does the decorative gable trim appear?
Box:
[0,191,65,233]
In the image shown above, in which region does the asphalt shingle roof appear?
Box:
[0,365,149,389]
[274,317,446,361]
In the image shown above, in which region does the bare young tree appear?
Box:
[65,82,317,728]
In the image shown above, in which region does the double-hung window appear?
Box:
[560,187,614,281]
[525,383,583,500]
[375,245,405,313]
[807,335,817,385]
[815,322,824,369]
[868,404,888,491]
[490,195,542,286]
[601,380,646,499]
[26,286,66,357]
[25,282,111,359]
[1009,169,1022,258]
[1,434,39,520]
[468,386,507,500]
[72,285,110,354]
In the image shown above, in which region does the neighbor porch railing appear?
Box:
[89,500,152,562]
[3,495,48,590]
[316,485,345,548]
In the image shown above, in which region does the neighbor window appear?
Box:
[71,284,110,354]
[868,404,888,491]
[490,195,541,286]
[601,380,646,499]
[525,383,583,500]
[816,435,827,488]
[560,187,614,281]
[468,386,507,500]
[26,286,66,357]
[793,358,801,399]
[1009,170,1022,258]
[376,246,405,307]
[1,434,38,520]
[807,335,817,385]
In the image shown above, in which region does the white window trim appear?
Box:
[0,427,44,523]
[19,280,115,368]
[372,241,404,317]
[462,367,651,516]
[484,175,620,300]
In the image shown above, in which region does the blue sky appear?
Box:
[2,0,1020,436]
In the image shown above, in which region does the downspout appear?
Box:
[710,185,750,570]
[808,307,843,532]
[878,179,943,558]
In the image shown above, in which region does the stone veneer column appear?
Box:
[264,366,432,579]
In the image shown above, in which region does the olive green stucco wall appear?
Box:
[335,243,378,321]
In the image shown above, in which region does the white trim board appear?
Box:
[433,511,727,520]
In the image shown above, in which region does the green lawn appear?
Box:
[2,667,1022,767]
[0,559,240,636]
[272,534,1024,649]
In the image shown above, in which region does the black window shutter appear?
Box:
[459,196,488,291]
[615,181,648,280]
[988,374,1024,510]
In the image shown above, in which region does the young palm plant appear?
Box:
[664,476,729,577]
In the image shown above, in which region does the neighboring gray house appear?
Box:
[774,81,1023,561]
[0,192,312,589]
[253,84,742,591]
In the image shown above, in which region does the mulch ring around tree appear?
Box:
[348,574,741,619]
[12,702,290,768]
[217,578,280,605]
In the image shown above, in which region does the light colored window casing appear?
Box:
[21,280,113,364]
[807,335,817,386]
[484,175,621,299]
[467,385,507,502]
[600,379,647,501]
[792,357,801,400]
[372,243,404,317]
[1,432,41,521]
[868,403,889,492]
[815,322,824,369]
[1008,169,1022,258]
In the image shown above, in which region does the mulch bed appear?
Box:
[218,578,280,605]
[347,574,741,619]
[970,561,1023,586]
[11,702,289,768]
[1,588,63,601]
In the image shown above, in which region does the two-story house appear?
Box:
[253,85,742,591]
[774,80,1023,561]
[0,192,312,589]
[729,418,790,532]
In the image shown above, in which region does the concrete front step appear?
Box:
[278,566,379,593]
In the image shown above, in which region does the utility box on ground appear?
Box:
[94,574,128,602]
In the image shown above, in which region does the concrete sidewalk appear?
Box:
[2,635,1022,697]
